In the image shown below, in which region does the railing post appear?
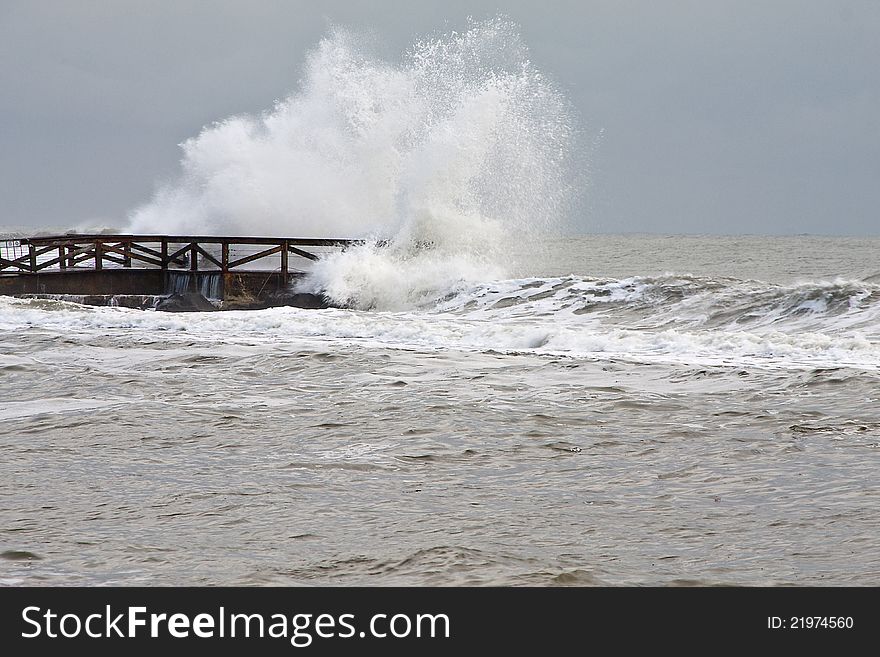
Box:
[95,241,103,270]
[161,239,168,269]
[280,240,289,285]
[123,241,131,267]
[190,243,198,272]
[67,245,74,269]
[222,242,229,273]
[28,243,36,272]
[59,246,66,270]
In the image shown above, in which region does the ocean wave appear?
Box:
[433,274,880,335]
[1,288,878,371]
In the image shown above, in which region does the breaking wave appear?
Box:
[436,275,880,334]
[128,18,581,310]
[2,274,878,371]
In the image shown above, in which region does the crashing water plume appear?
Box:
[128,17,580,310]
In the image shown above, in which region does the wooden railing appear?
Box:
[0,235,358,276]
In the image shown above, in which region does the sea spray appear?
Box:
[299,209,508,310]
[128,17,580,310]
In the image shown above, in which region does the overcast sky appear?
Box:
[1,0,878,235]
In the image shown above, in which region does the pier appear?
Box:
[0,234,357,309]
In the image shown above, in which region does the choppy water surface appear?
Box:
[1,235,879,585]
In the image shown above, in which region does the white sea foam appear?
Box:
[434,274,880,333]
[2,289,878,371]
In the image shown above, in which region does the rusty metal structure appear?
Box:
[0,234,357,307]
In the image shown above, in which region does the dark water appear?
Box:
[1,235,879,585]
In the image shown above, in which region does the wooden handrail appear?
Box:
[2,234,361,274]
[21,234,358,247]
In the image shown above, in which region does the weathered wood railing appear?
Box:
[0,235,357,278]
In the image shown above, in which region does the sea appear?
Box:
[2,233,878,586]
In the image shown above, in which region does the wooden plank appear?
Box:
[29,244,36,272]
[95,242,102,270]
[32,245,56,258]
[227,245,282,269]
[99,243,163,268]
[1,252,32,265]
[68,252,97,267]
[60,244,95,258]
[31,244,129,271]
[18,238,80,248]
[51,248,125,270]
[155,239,186,268]
[127,253,163,268]
[35,243,97,269]
[35,252,80,270]
[193,244,222,269]
[0,256,31,271]
[190,243,198,272]
[222,242,229,272]
[19,236,134,248]
[129,242,166,259]
[166,243,191,265]
[23,234,361,247]
[287,245,319,261]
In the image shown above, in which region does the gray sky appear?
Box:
[1,0,878,235]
